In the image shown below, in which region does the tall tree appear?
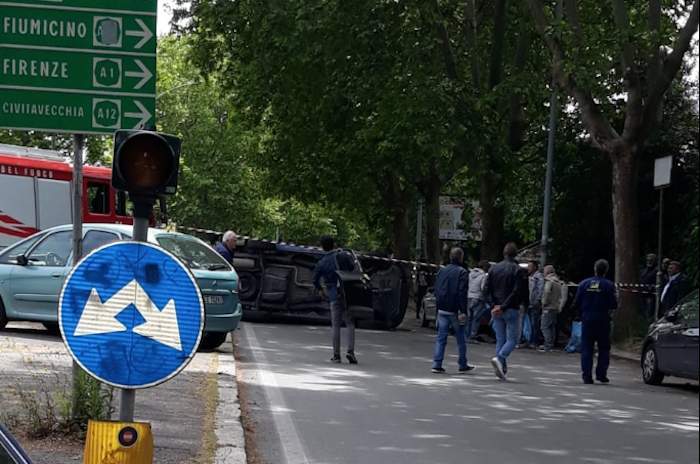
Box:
[525,0,699,337]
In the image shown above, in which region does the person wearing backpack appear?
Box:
[539,265,567,352]
[313,235,358,364]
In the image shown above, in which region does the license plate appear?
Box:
[204,295,224,305]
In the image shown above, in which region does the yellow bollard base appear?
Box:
[83,420,153,464]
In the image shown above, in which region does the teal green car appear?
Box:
[0,224,241,350]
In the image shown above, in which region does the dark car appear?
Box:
[641,289,699,385]
[233,239,409,329]
[0,424,32,464]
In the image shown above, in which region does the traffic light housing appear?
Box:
[112,130,181,197]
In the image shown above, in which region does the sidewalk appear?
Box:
[0,323,246,464]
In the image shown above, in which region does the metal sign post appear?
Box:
[653,155,672,319]
[121,196,155,422]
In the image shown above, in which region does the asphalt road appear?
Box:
[236,319,699,464]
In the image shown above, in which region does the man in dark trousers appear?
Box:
[660,261,689,314]
[313,236,358,364]
[574,259,617,384]
[431,247,473,374]
[486,242,529,381]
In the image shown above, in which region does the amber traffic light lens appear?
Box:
[118,133,174,190]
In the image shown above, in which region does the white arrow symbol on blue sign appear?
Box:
[74,280,182,351]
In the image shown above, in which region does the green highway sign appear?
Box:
[0,88,154,135]
[0,5,156,54]
[0,0,156,14]
[0,0,156,134]
[2,48,155,94]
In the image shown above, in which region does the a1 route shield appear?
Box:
[59,241,204,389]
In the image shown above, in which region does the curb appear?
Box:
[214,336,247,464]
[611,348,639,364]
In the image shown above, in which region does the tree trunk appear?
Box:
[390,201,411,260]
[479,174,504,262]
[610,146,640,340]
[423,177,442,264]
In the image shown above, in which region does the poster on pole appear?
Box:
[439,196,482,241]
[653,156,672,188]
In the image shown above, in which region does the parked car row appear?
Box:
[0,224,242,350]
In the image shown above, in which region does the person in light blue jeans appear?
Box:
[484,242,529,380]
[430,247,473,374]
[432,311,468,371]
[491,307,520,374]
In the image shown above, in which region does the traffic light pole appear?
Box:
[71,134,85,420]
[120,196,155,422]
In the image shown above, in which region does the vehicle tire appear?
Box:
[238,272,259,301]
[42,322,60,335]
[0,298,7,330]
[199,331,229,351]
[642,344,664,385]
[420,307,429,328]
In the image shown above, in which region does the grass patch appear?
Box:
[195,355,219,464]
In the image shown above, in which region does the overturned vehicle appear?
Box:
[232,238,409,329]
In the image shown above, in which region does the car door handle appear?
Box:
[51,272,62,278]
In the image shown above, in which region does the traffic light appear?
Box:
[112,130,181,197]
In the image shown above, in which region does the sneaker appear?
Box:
[538,346,551,352]
[490,357,505,380]
[596,376,610,384]
[346,352,358,364]
[431,367,446,374]
[583,377,594,384]
[330,355,341,364]
[458,365,475,374]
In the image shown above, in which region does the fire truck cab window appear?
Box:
[88,182,109,214]
[115,190,131,216]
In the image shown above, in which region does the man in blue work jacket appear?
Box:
[431,247,474,374]
[574,259,618,384]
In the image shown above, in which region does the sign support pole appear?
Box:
[655,187,665,320]
[120,196,155,422]
[71,134,85,419]
[652,155,672,321]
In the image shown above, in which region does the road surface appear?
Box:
[236,319,699,464]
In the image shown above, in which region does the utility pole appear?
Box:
[539,0,562,268]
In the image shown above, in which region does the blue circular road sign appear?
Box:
[59,241,204,389]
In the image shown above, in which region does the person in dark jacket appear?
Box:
[485,242,529,380]
[574,259,617,384]
[660,261,689,314]
[431,247,473,374]
[639,253,658,319]
[313,236,358,364]
[214,230,237,264]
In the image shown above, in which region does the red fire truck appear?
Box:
[0,143,132,250]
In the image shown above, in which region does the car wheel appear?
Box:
[199,332,228,351]
[0,298,7,330]
[420,307,429,328]
[642,344,664,385]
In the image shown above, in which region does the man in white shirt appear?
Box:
[660,261,688,314]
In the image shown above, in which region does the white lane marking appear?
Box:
[243,323,310,464]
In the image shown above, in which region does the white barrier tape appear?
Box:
[173,225,666,281]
